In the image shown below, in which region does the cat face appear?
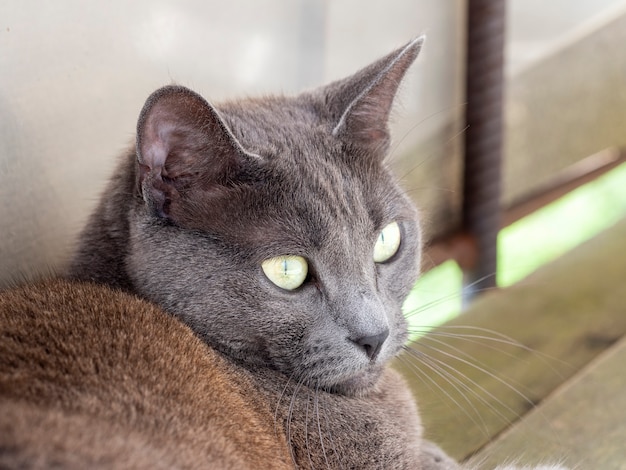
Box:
[126,38,423,396]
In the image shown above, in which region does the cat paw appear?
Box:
[419,440,463,470]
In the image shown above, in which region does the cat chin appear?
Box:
[325,365,385,397]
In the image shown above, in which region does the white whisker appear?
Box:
[287,379,305,467]
[415,335,536,403]
[320,392,344,470]
[397,124,469,182]
[406,342,532,428]
[388,104,466,163]
[274,370,297,437]
[305,381,314,470]
[313,383,331,470]
[420,325,571,375]
[397,354,490,436]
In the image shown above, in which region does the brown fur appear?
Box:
[0,279,292,469]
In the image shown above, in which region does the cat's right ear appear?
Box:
[324,37,424,156]
[135,85,254,219]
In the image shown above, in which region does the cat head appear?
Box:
[127,38,424,396]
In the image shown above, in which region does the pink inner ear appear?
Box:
[141,115,176,171]
[364,128,388,142]
[143,138,167,172]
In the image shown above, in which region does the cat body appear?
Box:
[2,37,458,469]
[0,37,566,469]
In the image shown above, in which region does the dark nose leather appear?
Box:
[353,329,389,361]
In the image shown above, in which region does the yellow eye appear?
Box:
[261,256,308,291]
[373,222,401,263]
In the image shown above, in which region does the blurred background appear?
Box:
[1,0,626,325]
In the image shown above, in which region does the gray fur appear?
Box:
[68,37,566,469]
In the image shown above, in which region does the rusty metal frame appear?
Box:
[460,0,506,301]
[424,147,626,275]
[423,0,626,297]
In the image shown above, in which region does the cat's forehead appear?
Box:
[166,99,406,256]
[217,95,384,191]
[220,97,396,207]
[173,95,415,257]
[218,95,326,156]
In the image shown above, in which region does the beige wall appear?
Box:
[2,0,626,286]
[0,1,464,285]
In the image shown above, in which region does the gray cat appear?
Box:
[0,38,566,469]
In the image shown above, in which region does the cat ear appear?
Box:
[136,85,254,219]
[326,36,424,153]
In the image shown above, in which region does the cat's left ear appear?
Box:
[135,85,256,219]
[325,36,424,153]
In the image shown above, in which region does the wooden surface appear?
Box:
[395,217,626,465]
[469,336,626,469]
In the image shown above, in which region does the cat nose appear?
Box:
[353,329,389,361]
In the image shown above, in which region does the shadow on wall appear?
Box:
[0,92,70,287]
